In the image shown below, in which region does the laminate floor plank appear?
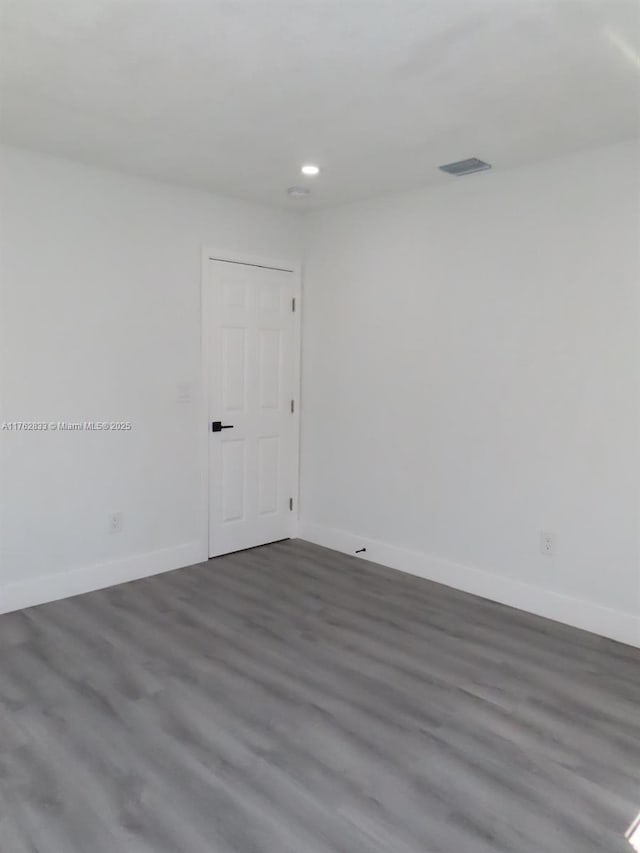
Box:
[0,539,637,852]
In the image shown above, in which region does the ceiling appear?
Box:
[1,0,639,210]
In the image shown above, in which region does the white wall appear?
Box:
[2,141,638,647]
[299,140,640,646]
[0,145,302,610]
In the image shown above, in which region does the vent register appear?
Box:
[439,158,491,176]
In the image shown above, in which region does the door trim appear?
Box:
[200,248,302,560]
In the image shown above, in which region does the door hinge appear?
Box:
[289,498,294,511]
[290,399,295,414]
[291,297,296,313]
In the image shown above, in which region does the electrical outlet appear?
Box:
[108,512,124,534]
[540,530,555,556]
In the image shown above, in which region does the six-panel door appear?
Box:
[206,260,297,557]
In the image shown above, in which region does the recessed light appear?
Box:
[301,164,320,176]
[287,186,310,198]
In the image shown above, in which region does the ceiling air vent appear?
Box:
[438,158,491,176]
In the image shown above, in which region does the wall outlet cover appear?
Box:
[540,530,555,556]
[108,512,124,534]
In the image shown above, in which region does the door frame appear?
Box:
[199,248,302,560]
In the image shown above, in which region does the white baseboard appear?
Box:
[297,521,640,649]
[0,540,206,615]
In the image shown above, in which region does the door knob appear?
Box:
[211,421,234,432]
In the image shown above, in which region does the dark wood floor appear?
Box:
[0,539,638,852]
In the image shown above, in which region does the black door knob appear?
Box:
[211,421,234,432]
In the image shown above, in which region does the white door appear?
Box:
[205,258,299,557]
